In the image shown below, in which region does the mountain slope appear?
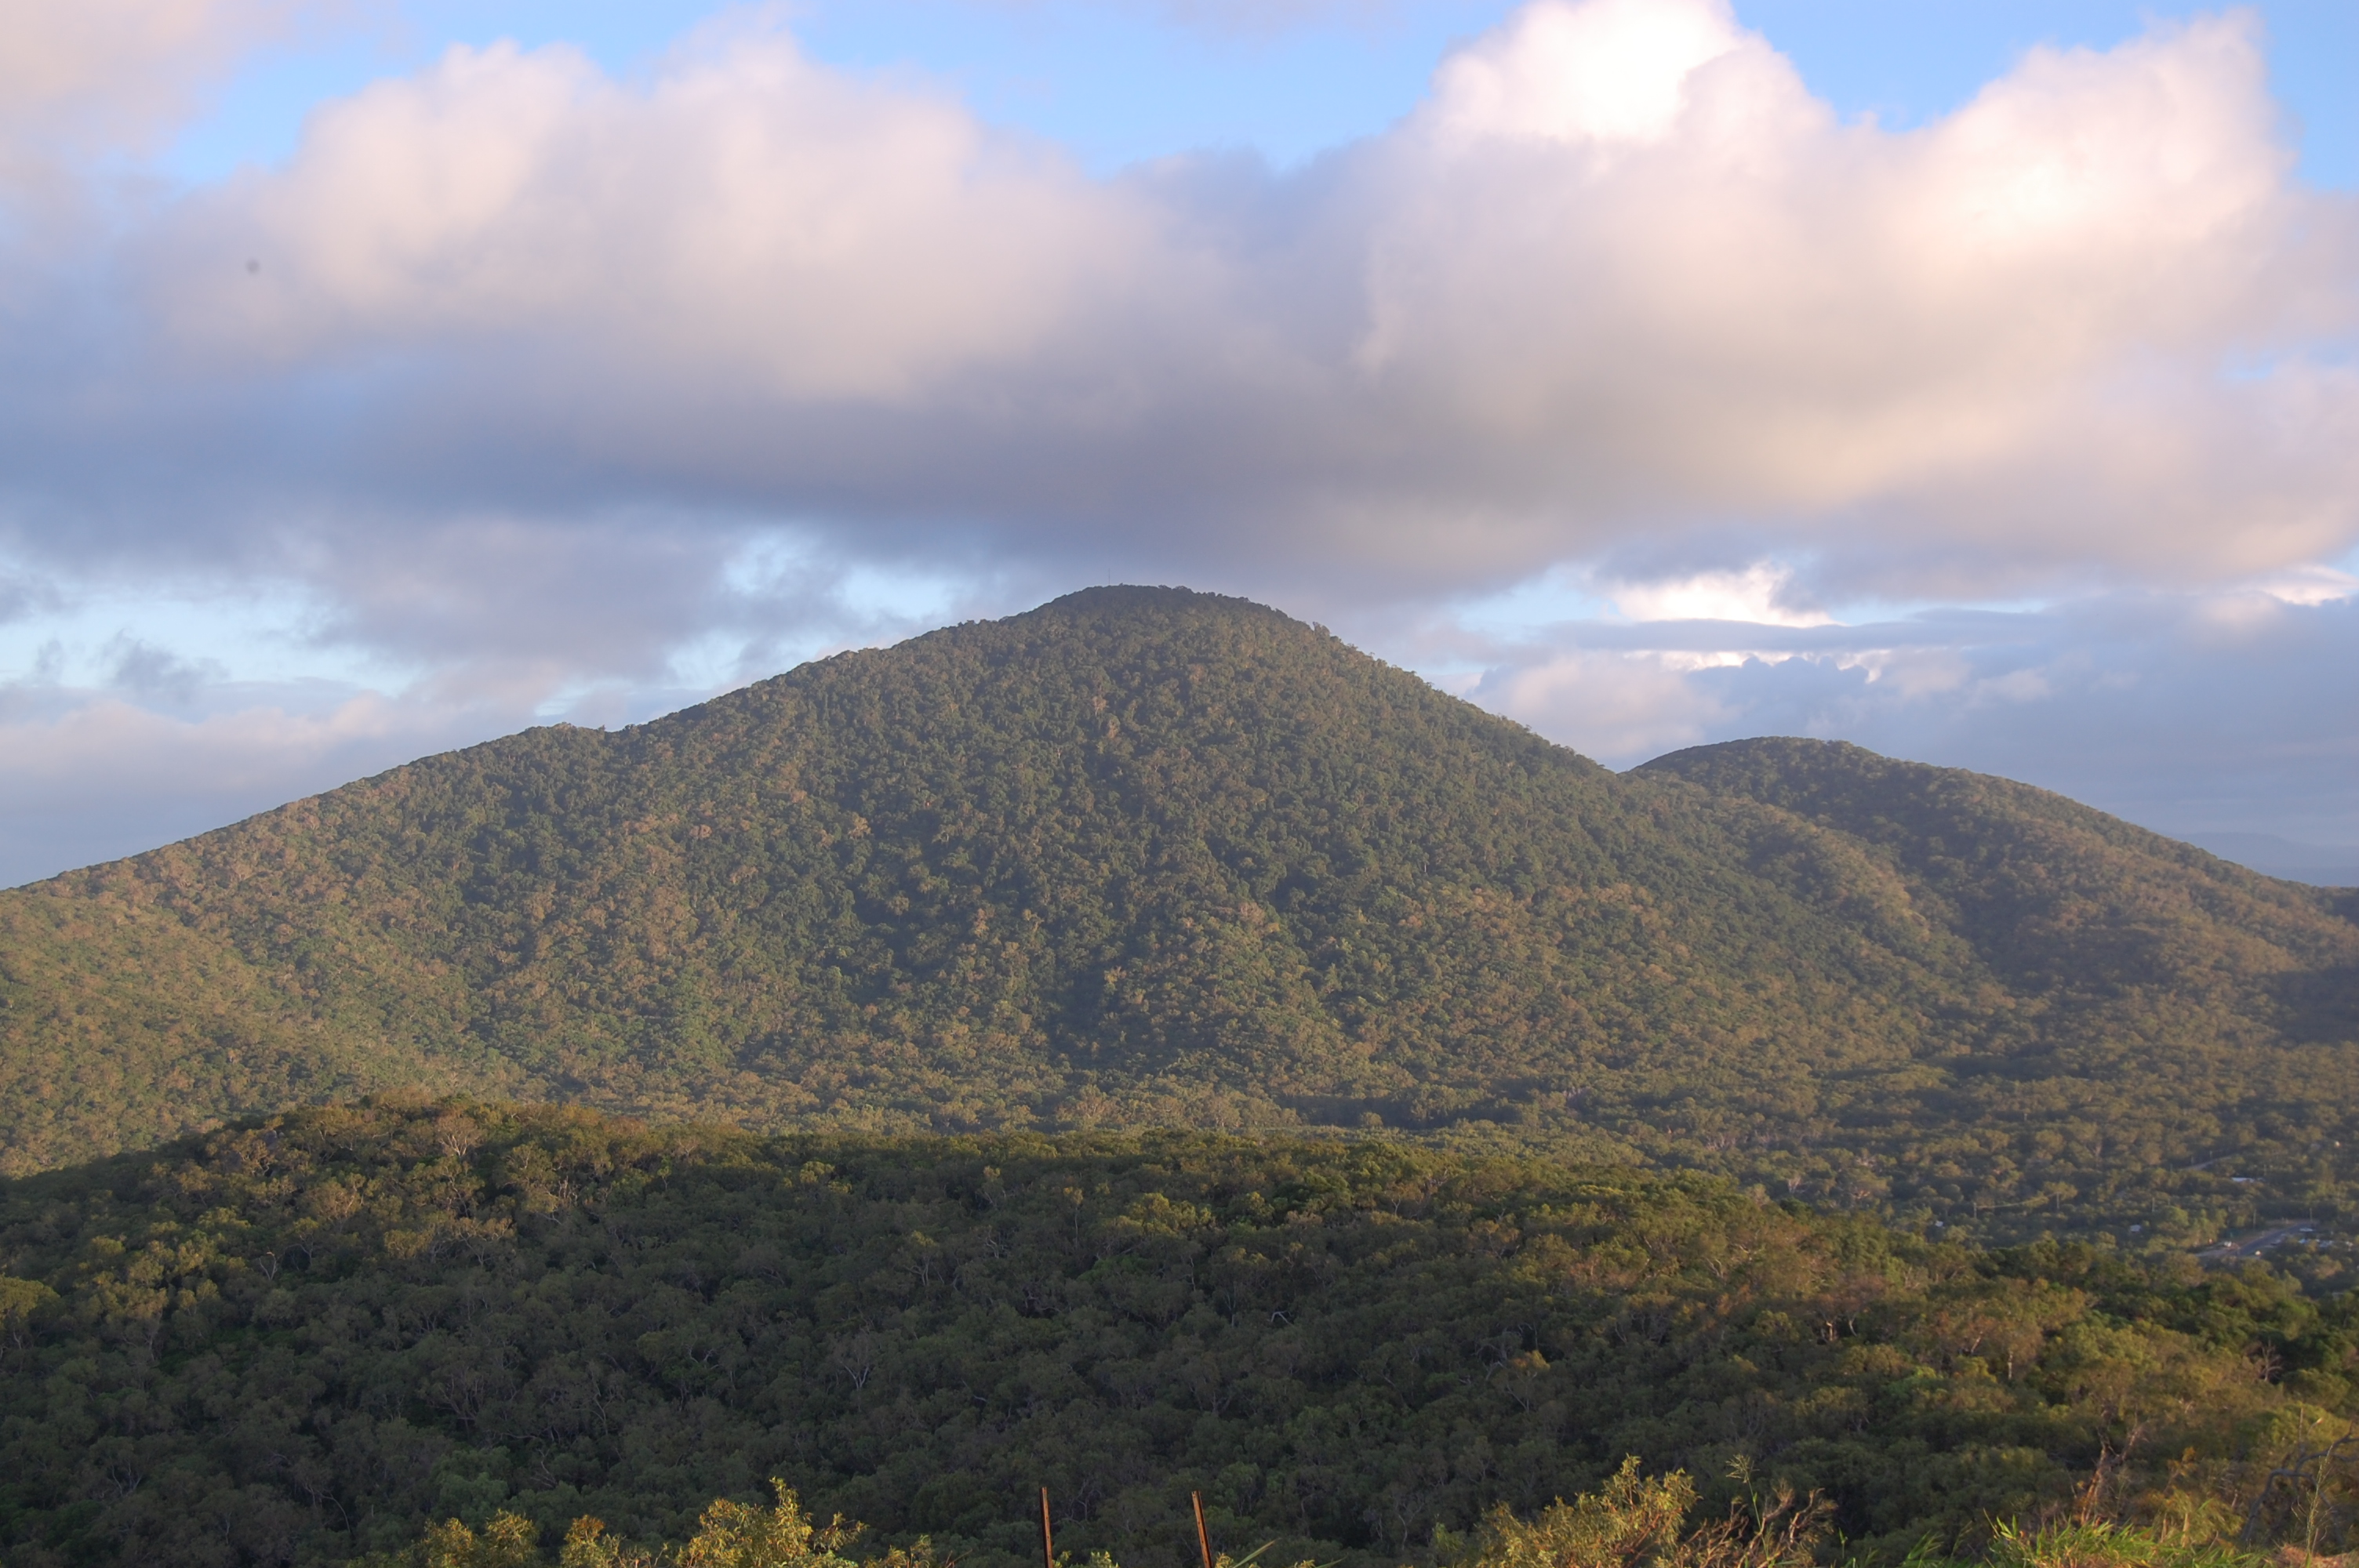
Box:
[1640,736,2357,998]
[1639,738,2359,1218]
[1,588,2354,1240]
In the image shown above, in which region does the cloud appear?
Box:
[1345,4,2357,590]
[104,634,226,703]
[0,568,56,625]
[0,0,2354,869]
[1456,581,2359,842]
[0,683,502,885]
[1605,563,1830,626]
[0,1,2331,611]
[1423,0,1744,147]
[1472,647,1731,758]
[0,541,1050,886]
[0,0,326,176]
[292,512,762,697]
[158,25,1148,401]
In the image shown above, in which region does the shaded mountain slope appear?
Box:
[1640,737,2357,999]
[1639,739,2359,1215]
[1639,739,2359,1082]
[1,589,2354,1240]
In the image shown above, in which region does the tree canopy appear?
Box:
[0,587,2352,1244]
[3,1102,2357,1568]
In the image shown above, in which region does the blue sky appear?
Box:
[165,2,2357,187]
[0,0,2354,884]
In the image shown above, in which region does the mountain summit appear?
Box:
[2,587,2352,1232]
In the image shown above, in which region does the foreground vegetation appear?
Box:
[393,1465,2314,1568]
[4,1103,2359,1567]
[2,589,2354,1248]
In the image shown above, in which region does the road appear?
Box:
[2197,1224,2316,1262]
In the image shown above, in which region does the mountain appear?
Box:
[2,587,2354,1240]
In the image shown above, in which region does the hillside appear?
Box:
[1,587,2354,1242]
[1636,739,2359,1233]
[0,1102,2350,1567]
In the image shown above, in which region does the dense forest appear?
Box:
[4,1102,2359,1568]
[0,587,2354,1247]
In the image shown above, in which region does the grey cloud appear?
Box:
[278,511,1060,695]
[104,635,227,703]
[293,514,752,691]
[0,569,58,625]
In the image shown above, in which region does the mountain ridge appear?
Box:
[2,586,2353,1243]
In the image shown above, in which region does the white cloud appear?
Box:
[158,24,1150,401]
[1606,563,1830,625]
[1473,646,1731,760]
[2251,564,2359,605]
[0,0,322,174]
[19,0,2328,629]
[1423,0,1745,147]
[1347,7,2357,591]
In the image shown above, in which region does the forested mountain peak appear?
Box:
[1,589,2354,1251]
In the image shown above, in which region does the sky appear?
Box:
[0,0,2354,887]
